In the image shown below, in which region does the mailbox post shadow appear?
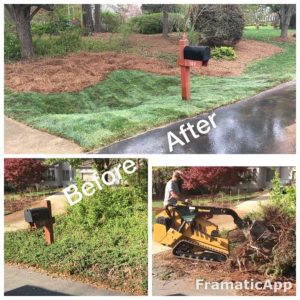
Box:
[5,285,70,296]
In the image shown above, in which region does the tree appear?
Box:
[94,4,101,33]
[241,4,269,29]
[162,4,169,37]
[141,4,180,14]
[4,159,45,191]
[182,167,247,196]
[5,4,54,59]
[279,4,296,39]
[193,4,245,47]
[82,4,94,35]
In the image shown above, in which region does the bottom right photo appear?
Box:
[152,167,296,296]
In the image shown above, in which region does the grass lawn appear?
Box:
[5,27,295,150]
[5,186,148,295]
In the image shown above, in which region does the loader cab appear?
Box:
[175,205,196,222]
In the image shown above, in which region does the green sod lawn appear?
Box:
[5,28,295,150]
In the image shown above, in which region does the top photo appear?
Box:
[4,3,296,154]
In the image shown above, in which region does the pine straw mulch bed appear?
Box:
[5,36,282,94]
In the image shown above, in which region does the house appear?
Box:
[42,162,77,187]
[42,160,124,187]
[235,167,296,192]
[42,161,95,188]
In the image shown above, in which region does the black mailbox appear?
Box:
[183,46,211,62]
[24,207,51,224]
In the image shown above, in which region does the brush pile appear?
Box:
[230,206,296,280]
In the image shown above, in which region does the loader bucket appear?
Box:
[244,220,276,254]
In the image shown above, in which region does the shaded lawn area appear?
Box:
[5,28,295,150]
[5,187,148,295]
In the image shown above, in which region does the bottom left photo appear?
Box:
[4,158,148,296]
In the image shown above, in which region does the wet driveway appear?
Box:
[95,81,296,154]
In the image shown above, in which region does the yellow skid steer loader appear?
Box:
[154,203,270,262]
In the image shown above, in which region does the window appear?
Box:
[63,170,70,181]
[43,169,55,181]
[266,168,275,182]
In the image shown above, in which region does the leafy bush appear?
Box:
[131,13,162,34]
[270,171,296,217]
[33,28,82,56]
[5,185,147,294]
[131,13,185,34]
[194,4,245,46]
[31,16,74,36]
[101,11,121,32]
[212,46,236,60]
[4,30,21,61]
[187,30,200,46]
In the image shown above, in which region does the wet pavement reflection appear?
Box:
[96,81,295,154]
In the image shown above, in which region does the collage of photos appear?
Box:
[2,1,297,298]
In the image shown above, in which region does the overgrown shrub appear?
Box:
[31,16,74,36]
[131,13,185,34]
[270,171,296,217]
[194,4,245,46]
[131,13,162,34]
[4,29,21,61]
[212,46,236,60]
[5,184,148,294]
[187,30,200,46]
[101,11,121,32]
[33,28,82,56]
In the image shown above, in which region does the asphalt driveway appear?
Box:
[96,81,295,154]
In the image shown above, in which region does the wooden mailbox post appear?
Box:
[178,33,211,100]
[24,200,55,245]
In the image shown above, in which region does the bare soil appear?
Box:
[5,34,282,94]
[153,251,296,296]
[4,196,41,214]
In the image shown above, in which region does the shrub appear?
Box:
[31,16,74,36]
[4,30,21,61]
[131,13,185,34]
[5,184,147,294]
[212,46,236,60]
[270,171,296,217]
[131,13,162,34]
[194,4,245,46]
[101,11,121,32]
[33,28,82,56]
[187,30,200,46]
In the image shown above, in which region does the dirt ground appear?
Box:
[5,34,282,94]
[153,251,296,296]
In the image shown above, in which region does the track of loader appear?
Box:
[172,239,228,262]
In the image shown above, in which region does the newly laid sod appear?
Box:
[5,186,148,295]
[5,28,295,150]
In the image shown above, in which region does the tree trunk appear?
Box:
[280,4,295,39]
[94,4,101,33]
[82,4,94,36]
[162,4,169,37]
[14,5,34,59]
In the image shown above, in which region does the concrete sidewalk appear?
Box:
[5,265,124,296]
[5,117,83,154]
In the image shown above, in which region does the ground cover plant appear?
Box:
[4,26,295,150]
[5,185,148,295]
